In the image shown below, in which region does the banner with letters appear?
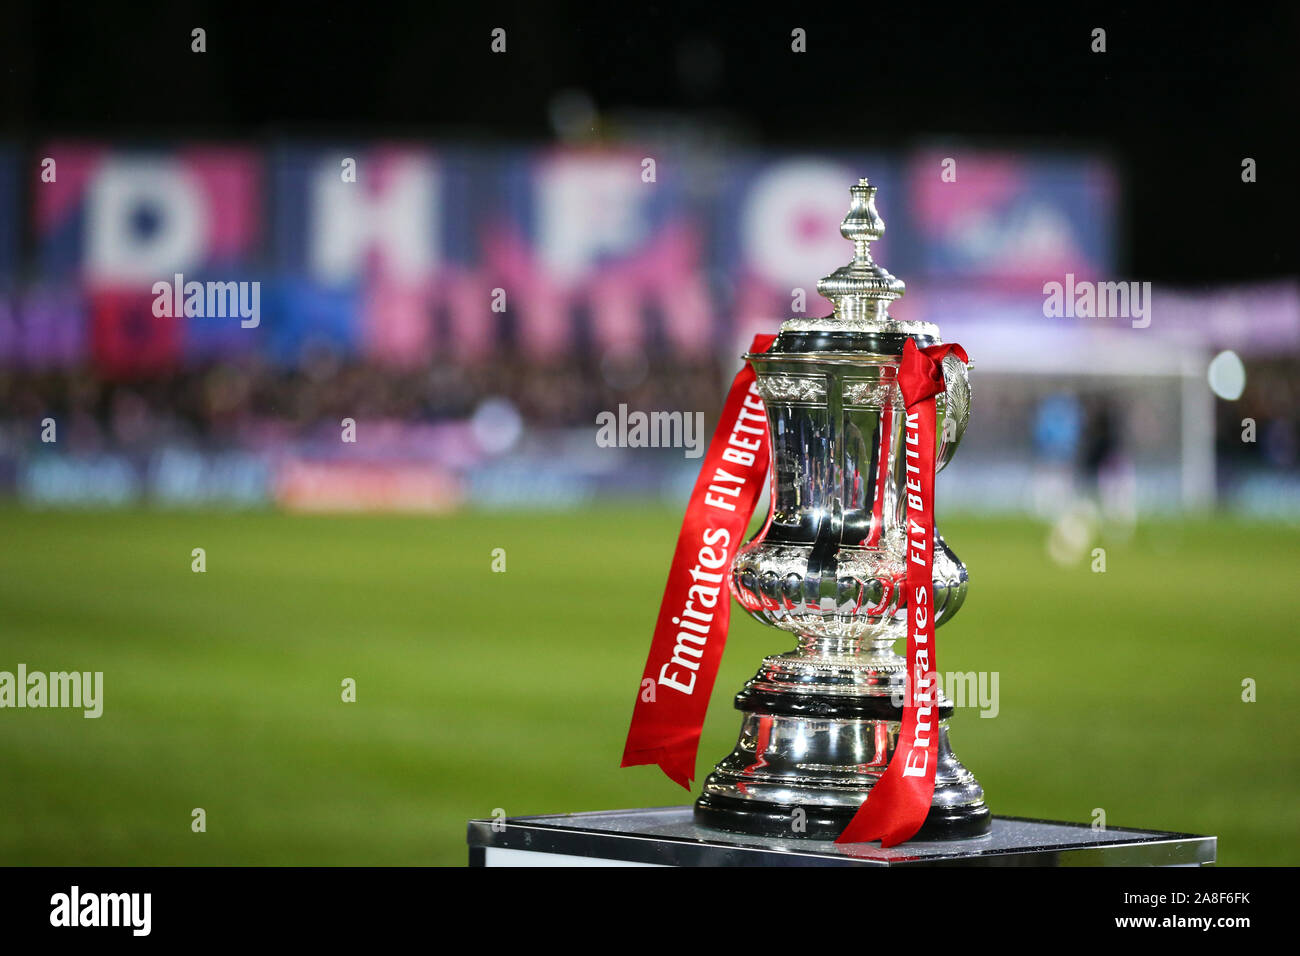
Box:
[0,142,1120,373]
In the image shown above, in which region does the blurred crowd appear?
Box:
[0,352,729,455]
[2,354,1296,474]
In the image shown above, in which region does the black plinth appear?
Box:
[466,806,1215,867]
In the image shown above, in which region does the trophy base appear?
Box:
[694,791,992,841]
[695,682,992,842]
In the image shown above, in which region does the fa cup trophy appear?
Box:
[693,179,990,840]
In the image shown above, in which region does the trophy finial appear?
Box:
[816,179,906,315]
[841,178,885,248]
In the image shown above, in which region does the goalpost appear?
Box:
[936,325,1215,514]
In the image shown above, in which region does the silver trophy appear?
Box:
[694,179,990,839]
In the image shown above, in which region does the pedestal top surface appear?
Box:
[467,806,1216,867]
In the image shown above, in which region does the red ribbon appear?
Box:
[836,339,968,846]
[620,334,777,788]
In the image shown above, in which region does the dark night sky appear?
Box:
[3,2,1296,282]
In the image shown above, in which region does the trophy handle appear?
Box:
[934,354,970,627]
[936,353,971,472]
[932,529,968,628]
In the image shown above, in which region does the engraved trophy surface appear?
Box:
[693,179,991,840]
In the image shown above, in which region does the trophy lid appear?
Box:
[778,178,938,339]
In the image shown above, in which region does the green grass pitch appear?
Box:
[0,505,1296,865]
